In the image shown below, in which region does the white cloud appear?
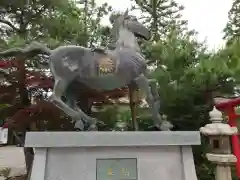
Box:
[177,0,232,50]
[96,0,232,50]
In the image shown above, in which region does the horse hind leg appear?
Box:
[64,93,85,131]
[50,79,93,131]
[75,103,98,131]
[65,92,97,131]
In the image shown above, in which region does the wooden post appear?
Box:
[129,86,139,131]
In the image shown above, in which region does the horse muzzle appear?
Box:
[127,21,151,40]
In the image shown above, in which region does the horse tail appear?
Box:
[0,41,52,58]
[30,41,52,55]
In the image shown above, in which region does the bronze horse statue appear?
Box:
[0,10,172,131]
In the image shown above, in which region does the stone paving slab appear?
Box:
[0,146,26,178]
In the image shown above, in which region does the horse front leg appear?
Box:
[134,74,172,131]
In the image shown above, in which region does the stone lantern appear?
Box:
[200,106,238,180]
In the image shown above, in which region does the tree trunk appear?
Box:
[17,56,33,178]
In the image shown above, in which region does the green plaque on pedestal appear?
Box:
[96,158,137,180]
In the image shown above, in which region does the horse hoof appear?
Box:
[147,125,160,131]
[160,121,173,131]
[87,124,98,131]
[74,120,85,130]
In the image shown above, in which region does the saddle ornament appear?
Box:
[98,56,116,74]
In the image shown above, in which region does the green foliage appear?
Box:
[1,0,240,179]
[94,105,119,130]
[193,138,215,180]
[0,168,11,180]
[0,0,68,38]
[0,104,11,109]
[223,0,240,45]
[0,0,112,48]
[216,39,240,86]
[131,0,187,40]
[37,0,112,47]
[140,18,236,180]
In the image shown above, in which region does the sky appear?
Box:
[96,0,232,50]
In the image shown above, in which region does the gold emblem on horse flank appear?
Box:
[98,56,116,74]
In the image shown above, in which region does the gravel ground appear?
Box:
[0,146,26,179]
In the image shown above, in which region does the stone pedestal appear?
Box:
[207,154,236,180]
[25,131,200,180]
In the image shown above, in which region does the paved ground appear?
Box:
[0,146,26,177]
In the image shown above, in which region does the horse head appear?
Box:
[109,9,151,41]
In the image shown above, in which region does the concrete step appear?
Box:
[0,146,26,178]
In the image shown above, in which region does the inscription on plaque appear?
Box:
[96,158,137,180]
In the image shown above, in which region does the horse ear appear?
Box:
[124,9,128,17]
[109,13,121,24]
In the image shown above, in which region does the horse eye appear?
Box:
[130,16,137,21]
[132,17,137,21]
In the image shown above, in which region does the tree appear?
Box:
[139,22,235,179]
[38,0,112,47]
[131,0,187,41]
[223,0,240,45]
[0,0,112,177]
[0,0,69,40]
[0,74,63,129]
[1,1,237,179]
[0,1,68,175]
[75,0,112,47]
